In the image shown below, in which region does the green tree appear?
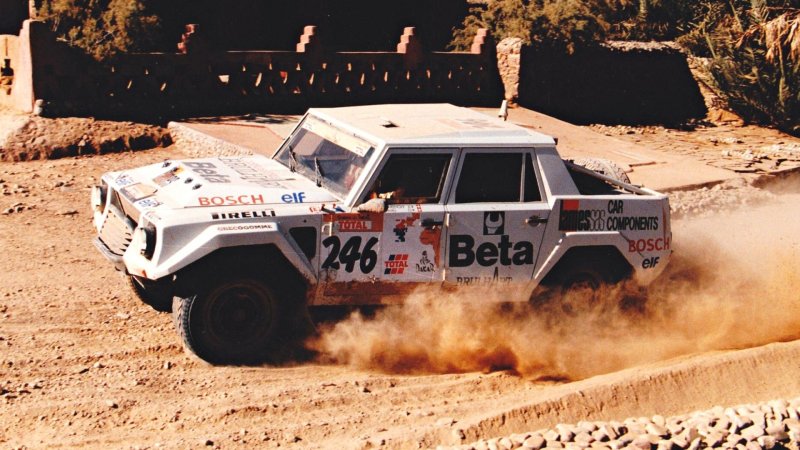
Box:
[38,0,161,60]
[681,0,800,134]
[450,0,608,53]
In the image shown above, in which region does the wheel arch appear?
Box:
[536,243,633,287]
[173,244,310,301]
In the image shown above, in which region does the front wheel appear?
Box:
[128,275,173,313]
[174,277,281,365]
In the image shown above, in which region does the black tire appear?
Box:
[572,158,631,184]
[531,263,605,317]
[175,277,281,365]
[128,275,173,313]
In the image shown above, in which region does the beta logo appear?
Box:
[184,161,231,183]
[384,254,409,275]
[483,211,505,235]
[281,192,306,203]
[448,235,534,268]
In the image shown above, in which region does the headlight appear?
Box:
[91,184,107,212]
[133,224,157,259]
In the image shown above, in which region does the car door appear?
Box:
[444,149,549,287]
[320,149,455,299]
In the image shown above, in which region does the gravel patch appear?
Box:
[445,398,800,450]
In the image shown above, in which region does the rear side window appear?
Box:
[455,153,522,203]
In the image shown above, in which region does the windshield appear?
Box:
[275,116,375,198]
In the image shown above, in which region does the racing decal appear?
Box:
[415,251,435,273]
[219,158,285,188]
[448,235,534,268]
[449,211,534,268]
[324,212,384,233]
[211,210,274,220]
[153,167,183,187]
[558,200,658,232]
[121,183,157,202]
[114,173,135,187]
[217,223,277,232]
[419,226,442,267]
[281,192,306,203]
[321,236,379,273]
[483,211,505,235]
[642,256,661,269]
[198,195,265,206]
[456,267,513,285]
[184,161,231,183]
[136,197,162,208]
[628,237,671,253]
[393,207,421,242]
[384,254,409,275]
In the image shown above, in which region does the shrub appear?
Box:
[450,0,608,53]
[38,0,161,61]
[701,2,800,134]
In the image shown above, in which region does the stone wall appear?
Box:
[9,21,501,121]
[497,40,707,126]
[0,34,19,106]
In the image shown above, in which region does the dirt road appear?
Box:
[1,147,799,449]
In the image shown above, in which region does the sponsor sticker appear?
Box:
[211,210,274,220]
[483,211,505,235]
[153,167,183,187]
[121,183,157,202]
[324,212,384,232]
[217,223,277,232]
[184,161,231,183]
[384,254,409,275]
[198,195,265,206]
[136,197,162,208]
[114,174,135,187]
[558,200,658,232]
[415,251,435,273]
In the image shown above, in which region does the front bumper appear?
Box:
[93,237,127,272]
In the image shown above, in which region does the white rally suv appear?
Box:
[91,104,672,364]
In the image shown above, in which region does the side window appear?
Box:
[524,152,542,202]
[365,153,451,204]
[455,153,522,203]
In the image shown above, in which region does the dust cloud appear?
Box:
[309,190,800,381]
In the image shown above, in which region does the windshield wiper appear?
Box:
[287,145,298,173]
[313,157,325,187]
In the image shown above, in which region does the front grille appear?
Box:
[98,205,134,257]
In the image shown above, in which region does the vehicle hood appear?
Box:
[108,155,338,211]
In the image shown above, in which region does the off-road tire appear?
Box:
[175,277,281,365]
[128,275,172,313]
[572,158,631,184]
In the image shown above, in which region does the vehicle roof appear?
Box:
[307,103,556,147]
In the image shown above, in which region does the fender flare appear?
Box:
[130,223,317,283]
[533,232,635,284]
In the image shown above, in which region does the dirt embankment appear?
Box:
[0,116,171,162]
[1,119,800,449]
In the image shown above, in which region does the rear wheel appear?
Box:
[175,277,281,365]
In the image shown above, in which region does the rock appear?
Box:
[523,434,546,450]
[740,424,764,441]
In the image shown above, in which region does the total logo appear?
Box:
[384,254,409,275]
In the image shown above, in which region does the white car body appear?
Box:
[93,104,671,307]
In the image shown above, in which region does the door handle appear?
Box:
[421,218,444,228]
[525,215,548,226]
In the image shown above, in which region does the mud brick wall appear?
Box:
[513,42,707,126]
[14,22,502,121]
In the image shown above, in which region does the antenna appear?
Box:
[498,100,508,121]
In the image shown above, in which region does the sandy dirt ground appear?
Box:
[1,121,800,449]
